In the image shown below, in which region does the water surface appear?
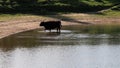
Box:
[0,25,120,68]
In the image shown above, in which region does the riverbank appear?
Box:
[0,19,80,39]
[0,13,120,39]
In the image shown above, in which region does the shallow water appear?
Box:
[0,25,120,68]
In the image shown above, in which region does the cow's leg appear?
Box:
[57,28,60,33]
[44,29,46,32]
[59,28,61,33]
[49,29,51,32]
[57,28,58,33]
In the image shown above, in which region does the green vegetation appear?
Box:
[0,0,119,14]
[0,13,52,21]
[0,0,120,24]
[102,10,120,16]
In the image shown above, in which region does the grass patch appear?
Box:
[0,14,29,21]
[0,13,58,22]
[103,10,120,16]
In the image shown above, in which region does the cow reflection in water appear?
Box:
[40,21,62,33]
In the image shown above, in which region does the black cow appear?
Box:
[40,21,62,32]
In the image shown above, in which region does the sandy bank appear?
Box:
[0,13,120,39]
[0,20,80,39]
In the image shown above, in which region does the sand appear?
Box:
[0,20,81,39]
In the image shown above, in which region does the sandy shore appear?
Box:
[0,20,80,39]
[0,14,120,39]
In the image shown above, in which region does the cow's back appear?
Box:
[43,21,61,29]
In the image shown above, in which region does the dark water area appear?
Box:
[0,25,120,68]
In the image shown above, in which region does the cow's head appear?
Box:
[40,21,45,26]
